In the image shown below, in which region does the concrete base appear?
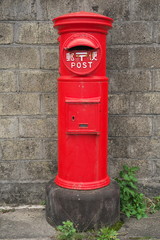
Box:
[46,179,120,231]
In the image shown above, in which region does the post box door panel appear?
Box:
[65,97,100,134]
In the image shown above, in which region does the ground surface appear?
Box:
[118,211,160,240]
[0,207,56,240]
[0,206,160,240]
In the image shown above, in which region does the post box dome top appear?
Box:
[53,11,113,21]
[53,11,113,34]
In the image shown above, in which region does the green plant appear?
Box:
[145,195,160,214]
[97,227,120,240]
[154,196,160,211]
[115,165,147,219]
[40,200,46,205]
[0,208,15,214]
[110,221,124,232]
[56,221,121,240]
[57,221,76,240]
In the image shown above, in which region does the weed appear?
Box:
[153,196,160,211]
[129,237,151,240]
[109,221,124,231]
[115,165,147,219]
[97,227,120,240]
[57,221,76,240]
[56,221,122,240]
[145,195,160,214]
[0,208,15,214]
[40,200,46,205]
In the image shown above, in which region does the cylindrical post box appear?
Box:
[53,12,113,190]
[46,12,120,230]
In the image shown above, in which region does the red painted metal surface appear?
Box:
[53,11,113,190]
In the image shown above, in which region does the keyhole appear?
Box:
[72,116,75,121]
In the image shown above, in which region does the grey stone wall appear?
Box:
[0,0,160,204]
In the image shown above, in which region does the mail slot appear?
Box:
[53,11,113,190]
[62,33,101,75]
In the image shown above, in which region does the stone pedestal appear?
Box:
[46,180,120,231]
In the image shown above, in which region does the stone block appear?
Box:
[130,137,160,160]
[108,137,130,158]
[107,32,112,46]
[0,118,18,138]
[20,160,55,180]
[129,137,152,159]
[19,93,40,115]
[42,139,57,160]
[158,5,160,21]
[0,23,13,44]
[19,117,57,138]
[109,94,129,114]
[0,146,2,160]
[19,71,41,92]
[109,158,154,179]
[131,93,160,114]
[0,161,20,180]
[111,22,152,45]
[0,139,43,160]
[153,70,160,91]
[16,22,57,44]
[16,22,38,44]
[153,160,160,177]
[101,0,130,20]
[82,0,130,20]
[15,0,37,20]
[151,138,160,159]
[108,70,151,93]
[0,47,40,69]
[41,47,59,69]
[0,93,40,115]
[18,47,40,69]
[36,0,48,20]
[41,93,57,115]
[0,71,17,92]
[0,0,16,20]
[134,47,160,68]
[153,116,160,136]
[109,116,152,137]
[38,22,57,44]
[47,0,78,20]
[153,22,160,43]
[41,71,58,92]
[0,47,19,68]
[138,181,160,197]
[0,0,37,20]
[132,0,159,20]
[107,47,130,70]
[0,182,46,204]
[19,70,58,93]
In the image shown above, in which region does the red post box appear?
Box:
[46,12,120,230]
[53,11,113,190]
